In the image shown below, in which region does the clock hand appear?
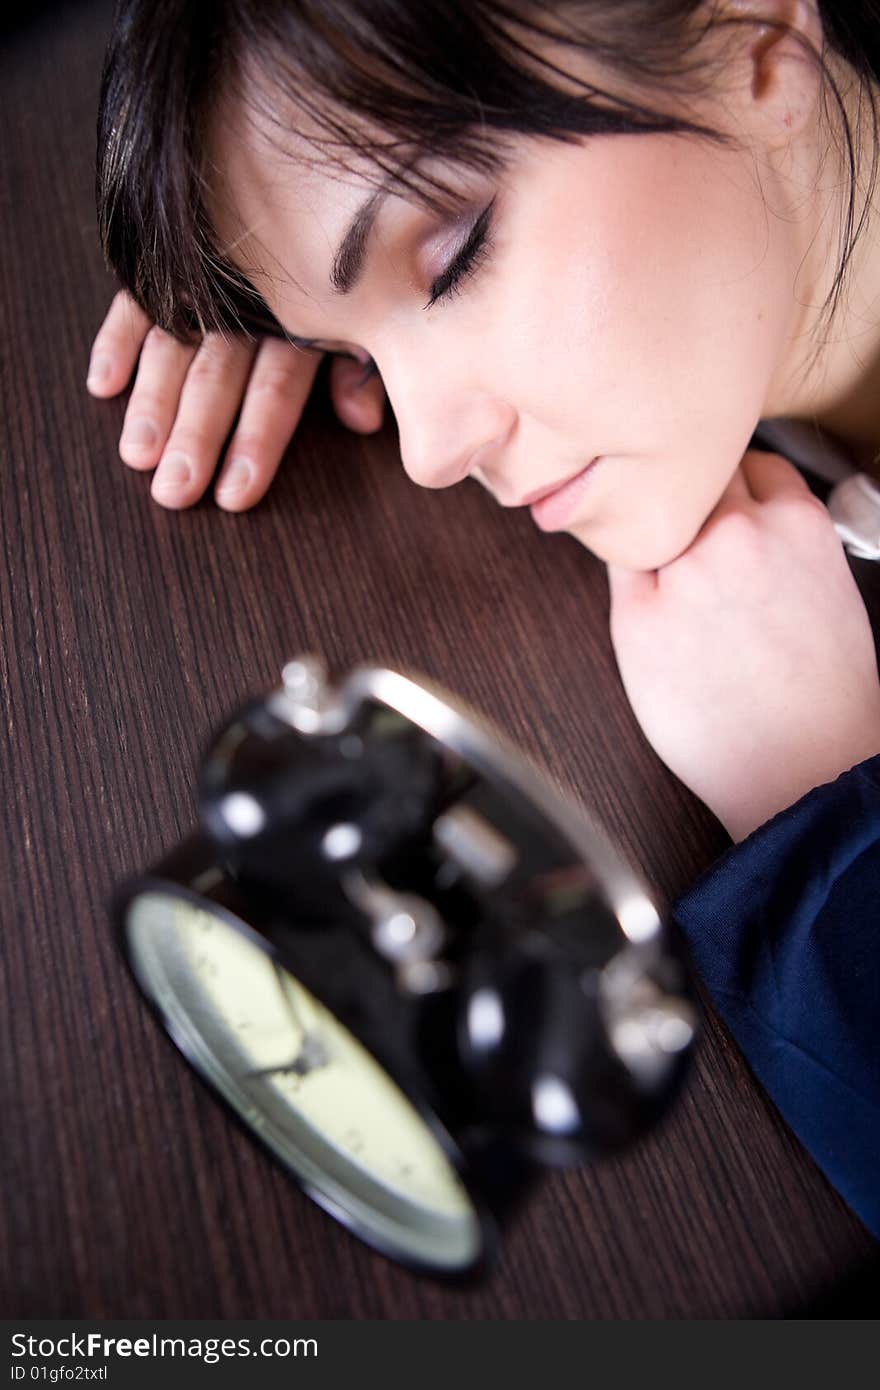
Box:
[244,1034,330,1080]
[275,964,311,1033]
[243,967,332,1080]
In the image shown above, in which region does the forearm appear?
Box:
[672,753,880,1238]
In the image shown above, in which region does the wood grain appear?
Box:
[1,0,877,1319]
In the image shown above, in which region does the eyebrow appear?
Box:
[330,187,390,295]
[281,186,391,350]
[288,156,457,340]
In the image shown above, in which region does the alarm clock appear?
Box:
[115,657,696,1277]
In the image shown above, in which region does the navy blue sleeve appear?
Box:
[672,754,880,1239]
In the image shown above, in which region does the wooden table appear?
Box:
[2,1,877,1320]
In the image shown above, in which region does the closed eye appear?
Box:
[425,199,496,309]
[280,200,498,374]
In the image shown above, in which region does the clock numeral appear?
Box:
[343,1128,365,1155]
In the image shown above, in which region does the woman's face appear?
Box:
[211,71,813,569]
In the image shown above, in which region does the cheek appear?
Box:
[505,137,791,443]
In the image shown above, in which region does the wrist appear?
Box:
[713,721,880,842]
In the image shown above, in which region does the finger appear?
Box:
[739,448,813,502]
[151,334,258,508]
[119,326,197,470]
[329,356,386,433]
[214,338,322,511]
[87,290,153,397]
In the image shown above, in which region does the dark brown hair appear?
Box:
[96,1,880,341]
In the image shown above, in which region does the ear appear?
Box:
[718,0,825,144]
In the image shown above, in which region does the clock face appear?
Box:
[124,890,481,1270]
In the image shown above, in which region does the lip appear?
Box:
[525,459,601,531]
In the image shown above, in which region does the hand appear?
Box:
[608,451,880,841]
[86,290,386,509]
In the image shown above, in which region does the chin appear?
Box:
[568,516,703,572]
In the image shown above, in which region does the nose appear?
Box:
[385,363,516,490]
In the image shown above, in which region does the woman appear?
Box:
[88,1,880,1236]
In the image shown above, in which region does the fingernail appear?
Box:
[152,452,192,496]
[216,457,252,499]
[121,417,158,450]
[87,354,112,388]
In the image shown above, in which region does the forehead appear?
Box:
[210,106,438,326]
[206,73,506,326]
[206,91,376,306]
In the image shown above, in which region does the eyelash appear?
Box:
[356,356,380,386]
[291,199,496,382]
[425,198,496,310]
[316,347,379,386]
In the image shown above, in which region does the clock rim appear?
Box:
[113,868,500,1281]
